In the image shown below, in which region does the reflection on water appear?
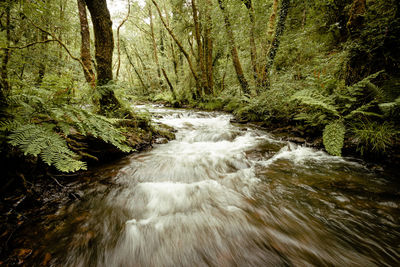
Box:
[33,105,400,266]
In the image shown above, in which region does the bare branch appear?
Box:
[151,0,199,84]
[5,39,58,50]
[24,15,92,80]
[116,0,131,79]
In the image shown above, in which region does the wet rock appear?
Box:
[154,137,168,144]
[286,137,306,144]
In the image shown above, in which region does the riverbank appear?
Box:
[0,117,175,265]
[152,98,400,167]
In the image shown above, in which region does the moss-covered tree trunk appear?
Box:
[262,0,290,89]
[243,0,259,86]
[84,0,121,114]
[0,3,11,105]
[191,0,209,96]
[35,31,47,86]
[218,0,250,95]
[77,0,95,87]
[347,0,366,35]
[204,0,214,94]
[148,5,162,85]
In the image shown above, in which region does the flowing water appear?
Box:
[32,105,400,266]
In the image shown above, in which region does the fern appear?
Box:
[292,90,339,117]
[8,124,87,172]
[378,96,400,118]
[49,106,133,153]
[2,88,136,172]
[323,120,345,156]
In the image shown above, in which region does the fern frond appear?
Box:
[0,119,21,131]
[292,90,339,116]
[344,101,382,119]
[323,120,345,156]
[8,124,86,172]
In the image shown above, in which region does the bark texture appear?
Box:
[204,0,214,94]
[347,0,366,34]
[1,4,11,102]
[84,0,114,85]
[218,0,249,95]
[243,0,259,85]
[77,0,95,86]
[263,0,290,89]
[191,0,208,95]
[148,5,162,82]
[84,0,120,113]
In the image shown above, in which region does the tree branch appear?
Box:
[24,15,92,80]
[151,0,199,84]
[116,0,131,79]
[5,39,58,50]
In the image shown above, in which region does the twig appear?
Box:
[50,175,66,188]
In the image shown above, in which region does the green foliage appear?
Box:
[379,97,400,122]
[49,106,133,152]
[153,91,175,104]
[351,121,398,155]
[292,89,339,117]
[323,120,345,156]
[7,124,86,172]
[1,83,134,172]
[291,72,386,155]
[196,98,225,111]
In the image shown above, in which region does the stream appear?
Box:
[30,105,400,266]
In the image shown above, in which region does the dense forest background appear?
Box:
[0,0,399,175]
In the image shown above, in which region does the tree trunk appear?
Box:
[347,0,366,35]
[35,31,48,86]
[77,0,95,87]
[84,0,121,113]
[267,0,279,37]
[161,68,176,100]
[0,3,11,105]
[243,0,258,85]
[148,5,162,83]
[262,0,290,89]
[123,43,149,93]
[218,0,249,95]
[260,0,279,82]
[151,0,200,93]
[191,0,208,96]
[116,0,130,80]
[204,0,214,94]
